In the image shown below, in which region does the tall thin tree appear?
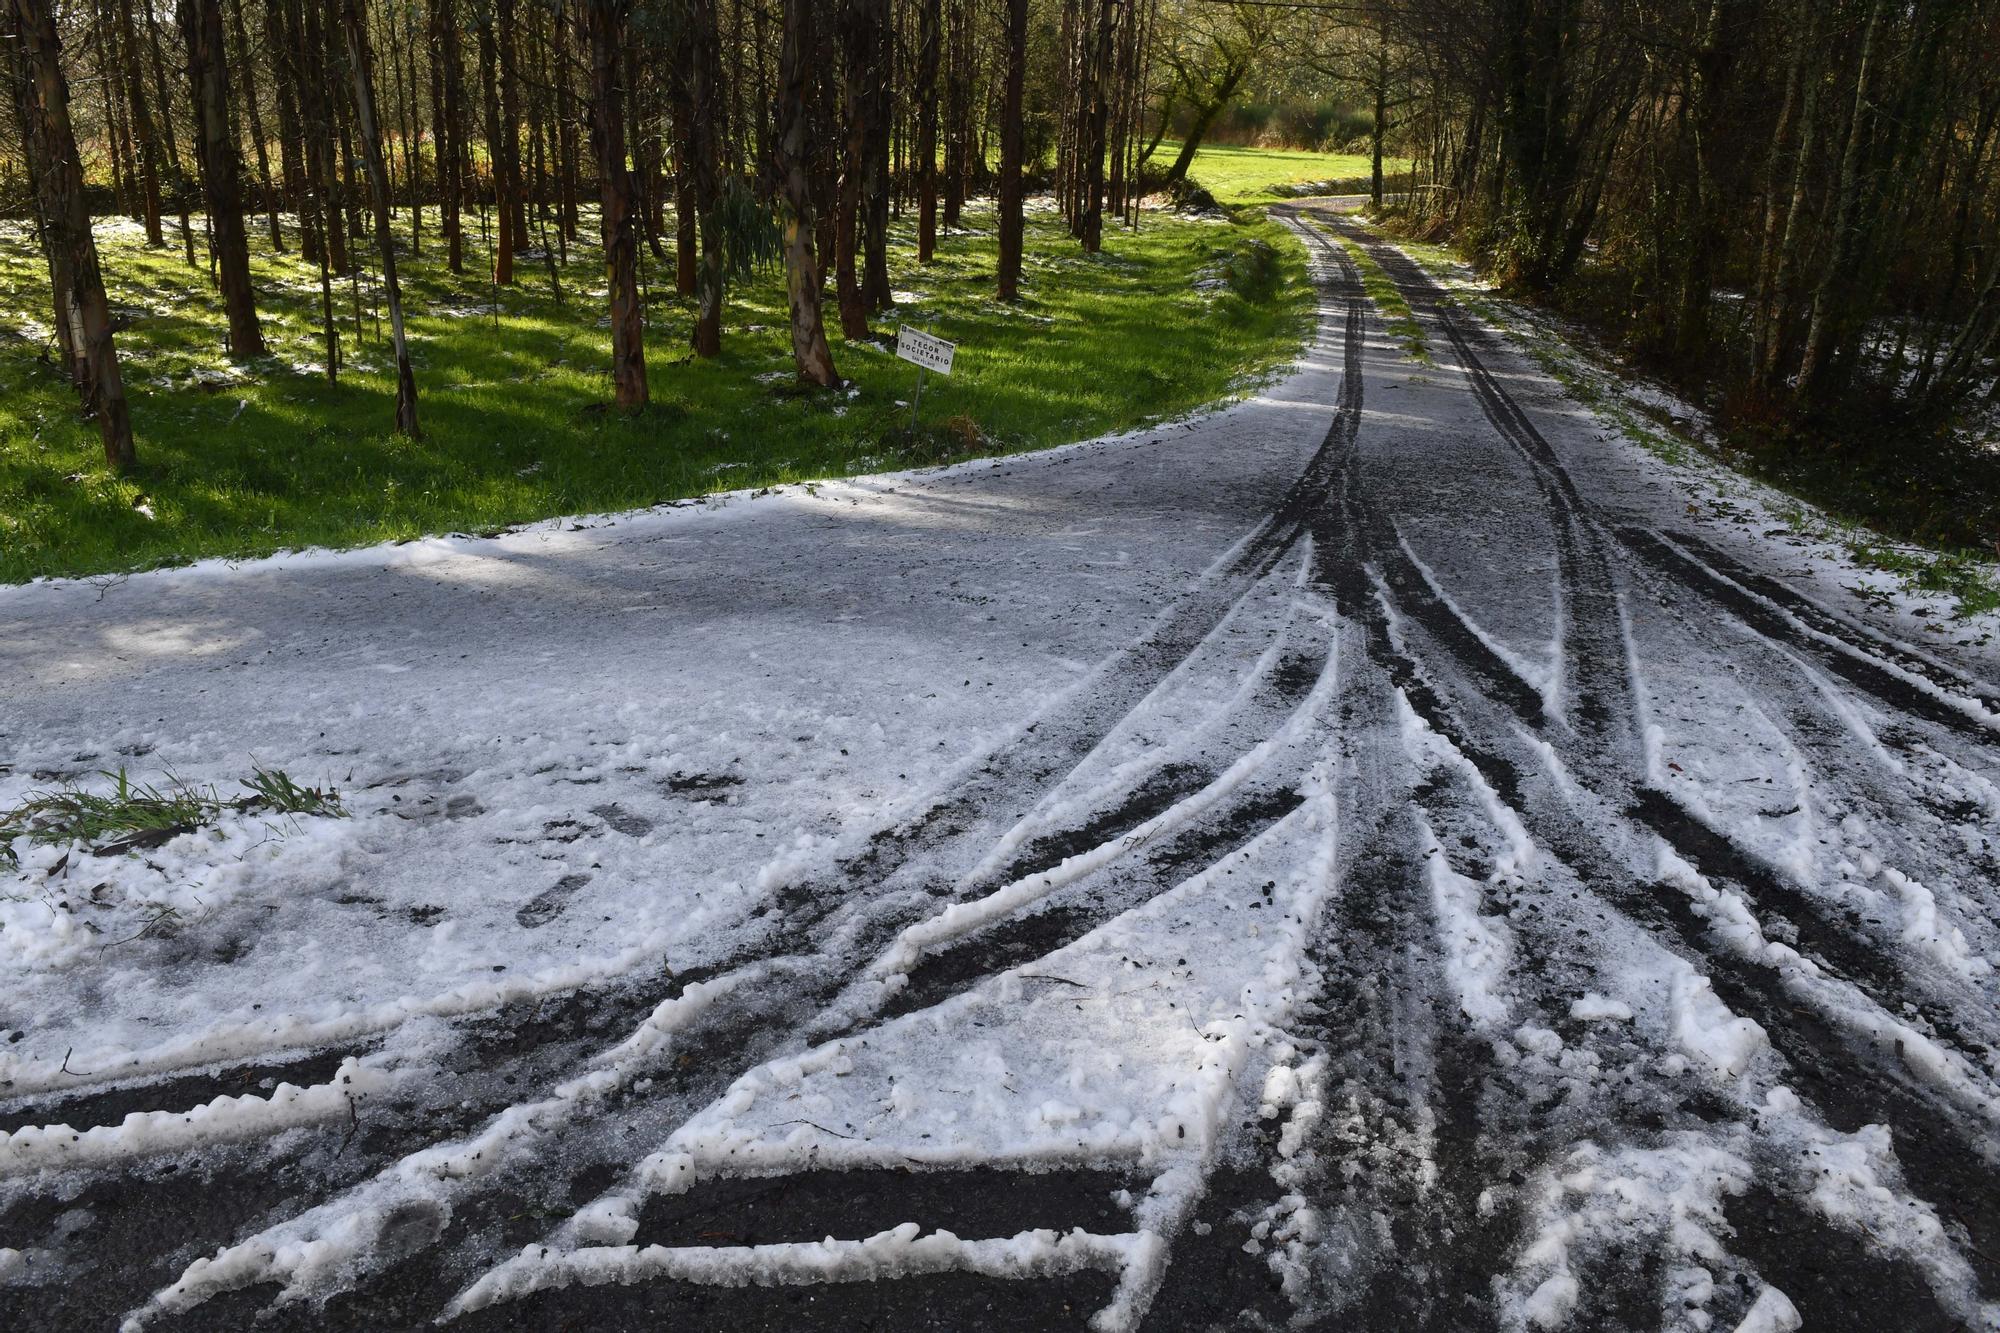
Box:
[996,0,1026,301]
[774,0,837,386]
[914,0,940,262]
[180,0,267,354]
[685,0,726,356]
[342,0,419,434]
[10,0,137,470]
[227,0,281,249]
[112,0,165,245]
[583,0,647,407]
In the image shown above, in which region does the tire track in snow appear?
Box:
[1320,209,1999,1078]
[73,203,1383,1333]
[1317,211,1634,754]
[1292,208,2000,1321]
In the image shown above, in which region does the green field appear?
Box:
[1162,142,1411,206]
[0,200,1311,584]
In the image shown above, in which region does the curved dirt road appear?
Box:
[3,207,1998,1332]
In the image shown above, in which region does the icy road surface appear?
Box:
[4,208,2000,1332]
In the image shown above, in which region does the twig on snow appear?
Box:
[1018,973,1088,988]
[766,1118,855,1140]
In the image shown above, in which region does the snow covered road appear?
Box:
[4,207,1999,1331]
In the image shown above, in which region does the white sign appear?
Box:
[896,326,956,375]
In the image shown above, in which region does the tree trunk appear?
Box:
[996,0,1025,301]
[861,0,891,310]
[341,0,419,434]
[181,0,267,355]
[303,0,351,274]
[914,0,939,262]
[1163,79,1239,186]
[112,0,165,244]
[686,0,724,357]
[141,0,199,263]
[810,40,838,285]
[387,0,421,255]
[1369,29,1388,209]
[553,0,579,239]
[431,0,466,271]
[6,34,80,378]
[1078,0,1114,252]
[97,13,136,222]
[227,0,281,249]
[775,0,836,387]
[583,0,646,406]
[10,0,137,470]
[1797,0,1888,407]
[475,0,513,282]
[1754,9,1823,393]
[496,0,525,246]
[836,0,876,339]
[289,0,343,367]
[941,0,967,225]
[269,0,312,255]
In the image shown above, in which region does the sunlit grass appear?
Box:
[1161,141,1413,206]
[0,201,1311,583]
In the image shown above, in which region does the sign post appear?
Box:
[895,323,956,429]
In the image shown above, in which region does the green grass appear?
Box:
[0,764,345,865]
[0,202,1312,584]
[1845,541,2000,619]
[1158,141,1411,206]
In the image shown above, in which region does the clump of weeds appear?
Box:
[0,764,348,866]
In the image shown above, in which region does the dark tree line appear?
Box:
[1333,0,2000,427]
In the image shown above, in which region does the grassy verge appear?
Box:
[1373,220,2000,624]
[0,201,1312,584]
[1159,142,1409,207]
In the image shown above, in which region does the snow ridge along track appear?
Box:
[4,205,1999,1331]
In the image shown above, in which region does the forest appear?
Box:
[3,0,1999,577]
